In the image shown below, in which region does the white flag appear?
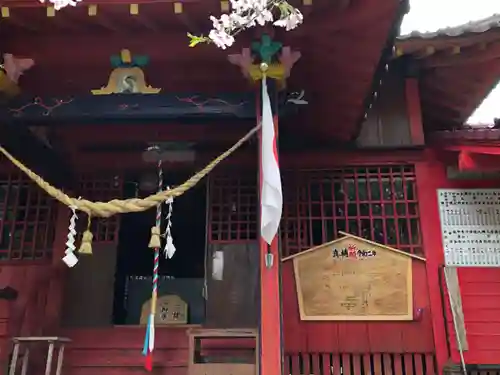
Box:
[260,76,283,245]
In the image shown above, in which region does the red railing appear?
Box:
[285,353,437,375]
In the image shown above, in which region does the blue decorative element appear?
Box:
[110,54,150,68]
[251,34,282,64]
[142,315,151,356]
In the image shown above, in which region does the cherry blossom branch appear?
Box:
[188,0,303,49]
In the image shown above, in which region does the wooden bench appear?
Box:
[9,336,71,375]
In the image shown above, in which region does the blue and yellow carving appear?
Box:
[92,49,160,95]
[248,34,287,87]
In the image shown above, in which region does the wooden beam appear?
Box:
[422,42,500,68]
[128,3,159,30]
[0,123,74,189]
[443,267,468,351]
[54,123,256,145]
[405,78,425,145]
[87,5,120,31]
[0,0,200,7]
[302,0,396,33]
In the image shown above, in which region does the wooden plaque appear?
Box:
[140,294,188,325]
[283,232,425,321]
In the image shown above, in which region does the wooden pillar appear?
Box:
[257,81,283,375]
[415,155,449,375]
[405,78,425,146]
[43,203,70,334]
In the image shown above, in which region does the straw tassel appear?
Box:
[78,216,93,255]
[148,226,161,248]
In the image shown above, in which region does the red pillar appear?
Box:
[257,88,283,375]
[415,155,449,374]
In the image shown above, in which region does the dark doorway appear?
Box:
[113,170,207,324]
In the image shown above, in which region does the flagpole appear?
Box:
[258,63,284,375]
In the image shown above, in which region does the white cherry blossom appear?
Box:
[204,0,303,49]
[39,0,81,10]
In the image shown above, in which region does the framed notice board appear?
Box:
[282,232,425,321]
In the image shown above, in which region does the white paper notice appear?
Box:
[212,251,224,281]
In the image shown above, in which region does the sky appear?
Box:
[400,0,500,125]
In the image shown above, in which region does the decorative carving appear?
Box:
[286,90,308,105]
[91,49,160,95]
[0,53,35,97]
[228,36,300,89]
[227,48,254,79]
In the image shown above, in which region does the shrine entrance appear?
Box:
[113,170,207,325]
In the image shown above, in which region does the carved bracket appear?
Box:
[227,35,301,89]
[91,49,160,95]
[0,53,35,97]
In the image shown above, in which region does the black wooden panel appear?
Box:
[357,69,413,148]
[205,242,259,328]
[0,93,298,125]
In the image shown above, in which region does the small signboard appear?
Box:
[140,294,188,325]
[282,232,425,321]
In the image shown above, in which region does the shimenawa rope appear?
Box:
[0,123,261,218]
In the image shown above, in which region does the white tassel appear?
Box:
[62,206,79,268]
[163,187,176,259]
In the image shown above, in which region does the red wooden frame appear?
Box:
[77,173,123,243]
[208,172,257,243]
[281,166,422,257]
[0,166,57,261]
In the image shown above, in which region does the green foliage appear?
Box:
[187,33,210,47]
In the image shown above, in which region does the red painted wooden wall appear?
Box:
[431,171,500,365]
[209,164,436,356]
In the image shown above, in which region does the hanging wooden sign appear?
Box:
[282,232,425,321]
[140,294,188,325]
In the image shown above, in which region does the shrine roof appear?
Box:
[0,0,407,143]
[394,15,500,132]
[398,14,500,41]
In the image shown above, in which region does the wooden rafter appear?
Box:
[0,0,200,7]
[421,42,500,68]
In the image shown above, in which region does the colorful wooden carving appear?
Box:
[0,53,35,97]
[227,36,300,89]
[91,49,160,95]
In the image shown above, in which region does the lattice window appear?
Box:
[281,166,421,257]
[208,172,258,242]
[78,173,123,243]
[0,169,57,261]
